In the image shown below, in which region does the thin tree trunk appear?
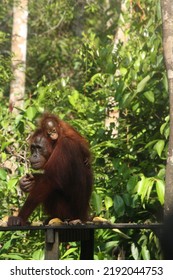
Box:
[9,0,28,113]
[106,0,131,137]
[160,0,173,216]
[72,0,85,37]
[112,0,131,55]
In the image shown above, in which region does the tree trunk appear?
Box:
[112,0,131,55]
[72,0,85,37]
[9,0,28,113]
[160,0,173,216]
[106,0,131,137]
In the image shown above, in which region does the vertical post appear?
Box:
[80,229,94,260]
[45,229,60,260]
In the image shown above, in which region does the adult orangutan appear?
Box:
[8,113,93,226]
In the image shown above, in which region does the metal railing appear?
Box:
[0,222,163,260]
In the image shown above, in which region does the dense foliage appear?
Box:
[0,0,168,259]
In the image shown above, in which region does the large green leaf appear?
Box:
[92,191,102,215]
[104,196,113,210]
[136,175,154,202]
[137,75,150,93]
[141,245,150,260]
[144,91,155,103]
[0,168,7,181]
[7,178,18,190]
[114,195,125,217]
[156,179,165,205]
[131,243,139,260]
[26,106,38,121]
[127,176,138,193]
[154,140,165,157]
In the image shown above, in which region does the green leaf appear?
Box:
[90,73,102,84]
[0,253,24,260]
[160,123,167,135]
[7,178,18,189]
[68,91,79,107]
[135,175,145,195]
[154,140,165,157]
[92,191,102,214]
[160,116,169,139]
[146,181,154,201]
[61,248,77,259]
[137,75,150,93]
[105,241,119,251]
[144,91,155,103]
[140,179,150,202]
[104,196,113,210]
[145,140,158,149]
[156,179,165,205]
[26,106,37,121]
[136,175,154,202]
[0,168,7,180]
[141,245,150,260]
[32,249,44,260]
[2,239,12,250]
[114,195,125,217]
[123,193,132,206]
[113,229,131,239]
[131,243,139,260]
[127,176,138,193]
[120,67,127,75]
[163,72,168,91]
[1,141,12,151]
